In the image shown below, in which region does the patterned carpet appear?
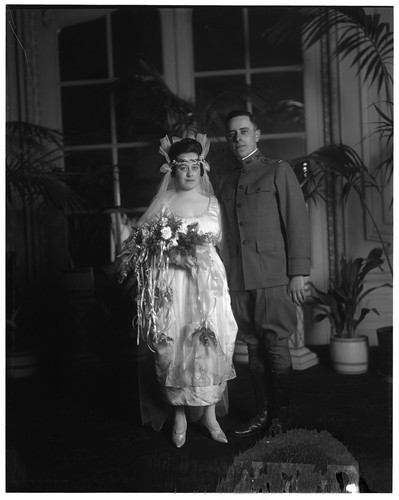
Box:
[6,342,393,493]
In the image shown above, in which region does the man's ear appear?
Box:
[255,129,261,142]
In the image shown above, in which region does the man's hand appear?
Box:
[288,276,310,306]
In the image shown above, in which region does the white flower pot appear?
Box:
[6,350,38,379]
[329,335,369,375]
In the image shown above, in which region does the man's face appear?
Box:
[226,115,260,159]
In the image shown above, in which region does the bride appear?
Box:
[120,134,237,448]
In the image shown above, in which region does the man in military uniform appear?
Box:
[220,110,310,438]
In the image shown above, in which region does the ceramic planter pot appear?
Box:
[6,350,38,379]
[330,335,369,375]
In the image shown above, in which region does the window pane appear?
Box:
[248,7,302,68]
[59,16,107,81]
[61,85,111,145]
[257,138,306,162]
[114,86,165,143]
[195,75,247,136]
[193,7,244,71]
[64,150,114,210]
[112,7,163,77]
[252,72,305,134]
[118,145,162,209]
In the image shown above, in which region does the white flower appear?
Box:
[170,238,178,247]
[178,222,188,234]
[161,227,172,240]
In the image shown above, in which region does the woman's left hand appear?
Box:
[183,255,197,270]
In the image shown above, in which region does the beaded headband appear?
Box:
[159,135,210,174]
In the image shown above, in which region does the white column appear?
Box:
[289,306,319,370]
[174,8,195,102]
[158,8,178,95]
[158,7,195,103]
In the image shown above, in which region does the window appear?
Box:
[193,7,306,162]
[58,7,164,266]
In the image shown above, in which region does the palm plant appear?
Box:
[263,7,393,274]
[109,59,196,139]
[290,144,392,276]
[6,120,85,352]
[6,120,84,215]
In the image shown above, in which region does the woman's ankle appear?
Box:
[202,409,219,428]
[173,408,186,433]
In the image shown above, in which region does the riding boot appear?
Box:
[250,367,267,413]
[231,367,269,438]
[266,365,293,437]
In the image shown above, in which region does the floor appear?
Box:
[6,342,393,493]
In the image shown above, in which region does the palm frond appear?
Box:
[263,7,392,95]
[196,84,273,137]
[291,143,381,206]
[371,102,393,143]
[6,121,85,214]
[290,156,326,203]
[109,58,195,137]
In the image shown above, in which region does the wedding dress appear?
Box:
[138,192,237,430]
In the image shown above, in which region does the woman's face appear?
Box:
[174,152,201,192]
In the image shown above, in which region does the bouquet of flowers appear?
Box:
[117,210,217,348]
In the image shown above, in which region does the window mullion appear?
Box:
[106,11,122,256]
[243,7,252,112]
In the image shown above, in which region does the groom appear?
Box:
[219,110,310,438]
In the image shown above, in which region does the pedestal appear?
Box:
[289,306,319,370]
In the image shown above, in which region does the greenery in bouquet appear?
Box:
[116,211,216,348]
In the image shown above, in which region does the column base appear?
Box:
[290,346,319,370]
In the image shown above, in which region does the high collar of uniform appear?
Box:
[240,149,262,165]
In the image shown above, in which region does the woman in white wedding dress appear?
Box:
[127,135,237,448]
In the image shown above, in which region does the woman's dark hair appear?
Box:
[169,138,204,177]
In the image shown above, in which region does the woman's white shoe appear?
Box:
[200,417,228,443]
[172,419,187,448]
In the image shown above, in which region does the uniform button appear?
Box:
[256,187,260,192]
[237,203,242,208]
[238,184,244,190]
[239,221,245,226]
[242,240,247,245]
[241,168,246,173]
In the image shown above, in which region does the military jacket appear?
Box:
[219,150,310,291]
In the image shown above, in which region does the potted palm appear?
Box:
[307,248,392,374]
[6,120,84,377]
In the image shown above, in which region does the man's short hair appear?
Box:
[225,110,258,130]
